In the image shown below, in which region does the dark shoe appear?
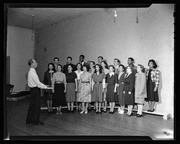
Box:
[128,113,134,117]
[38,121,44,125]
[137,114,143,117]
[147,109,151,112]
[151,109,155,112]
[96,111,99,114]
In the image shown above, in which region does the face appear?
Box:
[98,57,103,64]
[67,58,72,64]
[49,64,53,70]
[118,66,124,73]
[32,59,38,68]
[83,66,87,72]
[68,65,72,72]
[114,59,118,66]
[90,62,95,68]
[127,58,133,65]
[95,65,100,71]
[57,66,62,72]
[126,67,131,74]
[149,61,154,68]
[77,64,81,70]
[137,66,141,73]
[54,59,59,64]
[79,56,84,62]
[109,66,114,73]
[101,62,105,68]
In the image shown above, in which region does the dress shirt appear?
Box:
[28,68,47,89]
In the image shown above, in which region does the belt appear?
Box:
[81,81,90,83]
[95,82,102,83]
[55,81,63,84]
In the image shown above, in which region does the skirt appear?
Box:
[78,83,91,102]
[44,89,53,100]
[106,85,116,102]
[146,79,159,102]
[53,83,66,107]
[92,83,103,102]
[66,83,76,102]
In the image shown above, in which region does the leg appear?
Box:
[95,102,98,112]
[71,102,74,111]
[151,101,155,111]
[80,102,85,113]
[139,104,143,115]
[137,104,140,115]
[104,101,107,111]
[47,100,50,112]
[112,102,115,112]
[49,100,52,111]
[67,102,70,111]
[59,106,62,114]
[98,102,101,112]
[128,105,133,115]
[148,101,151,111]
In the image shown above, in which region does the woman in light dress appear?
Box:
[78,65,92,114]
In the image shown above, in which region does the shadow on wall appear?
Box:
[25,72,30,91]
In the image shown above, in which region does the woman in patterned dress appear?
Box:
[78,64,92,114]
[91,64,105,113]
[75,63,83,111]
[89,61,95,110]
[145,59,160,112]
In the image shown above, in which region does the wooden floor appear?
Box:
[5,98,174,140]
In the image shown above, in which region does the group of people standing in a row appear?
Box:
[43,55,160,117]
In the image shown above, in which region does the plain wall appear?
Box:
[35,4,174,117]
[7,26,35,92]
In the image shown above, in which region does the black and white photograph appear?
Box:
[4,3,175,141]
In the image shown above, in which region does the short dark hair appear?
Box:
[94,64,103,74]
[128,57,134,63]
[114,58,120,64]
[67,56,72,60]
[28,59,33,66]
[109,65,115,72]
[82,64,89,72]
[118,64,126,72]
[90,61,95,65]
[137,64,145,73]
[54,57,59,61]
[57,64,63,71]
[101,60,108,69]
[98,56,103,59]
[148,59,157,69]
[47,62,55,72]
[80,55,85,59]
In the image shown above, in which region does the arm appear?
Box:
[139,74,146,94]
[128,73,135,94]
[114,74,118,92]
[32,72,47,89]
[154,70,160,91]
[52,74,55,93]
[75,78,78,91]
[63,74,67,93]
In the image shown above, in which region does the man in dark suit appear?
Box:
[79,55,89,70]
[63,56,76,74]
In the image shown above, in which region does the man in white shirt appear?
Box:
[26,59,51,125]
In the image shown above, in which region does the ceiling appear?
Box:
[7,8,103,30]
[7,4,151,30]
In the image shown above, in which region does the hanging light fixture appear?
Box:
[31,14,35,41]
[113,8,117,23]
[136,8,139,24]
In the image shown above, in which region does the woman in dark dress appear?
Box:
[117,64,126,114]
[105,65,118,114]
[146,59,160,112]
[44,63,55,113]
[65,64,78,112]
[52,64,67,114]
[123,66,135,116]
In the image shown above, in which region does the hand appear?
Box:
[75,88,78,92]
[64,89,66,93]
[154,87,158,92]
[52,89,54,93]
[47,86,52,89]
[128,91,131,95]
[114,89,116,93]
[123,91,125,94]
